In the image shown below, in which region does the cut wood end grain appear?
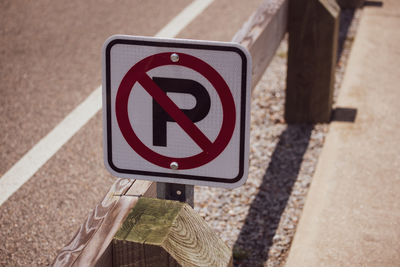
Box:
[113,198,233,267]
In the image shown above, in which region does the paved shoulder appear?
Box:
[286,0,400,266]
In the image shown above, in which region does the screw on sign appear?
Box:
[102,35,251,188]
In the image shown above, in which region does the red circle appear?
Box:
[115,52,236,169]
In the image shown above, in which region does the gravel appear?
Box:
[194,8,362,267]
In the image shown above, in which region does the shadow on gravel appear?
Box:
[233,124,313,266]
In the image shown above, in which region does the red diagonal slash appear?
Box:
[138,73,213,151]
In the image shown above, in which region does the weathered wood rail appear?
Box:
[52,179,156,266]
[52,0,351,265]
[232,0,288,88]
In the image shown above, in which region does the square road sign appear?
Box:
[102,35,251,188]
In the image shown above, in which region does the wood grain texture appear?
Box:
[285,0,339,123]
[51,178,133,267]
[125,179,157,197]
[113,198,232,267]
[164,204,233,267]
[91,180,157,267]
[51,179,155,267]
[113,198,183,266]
[232,0,288,89]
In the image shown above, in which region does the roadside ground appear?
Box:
[286,0,400,265]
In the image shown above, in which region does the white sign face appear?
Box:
[102,35,251,188]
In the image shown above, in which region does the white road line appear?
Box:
[156,0,214,38]
[0,0,214,206]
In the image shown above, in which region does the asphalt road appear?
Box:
[0,0,262,265]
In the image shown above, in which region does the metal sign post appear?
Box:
[157,182,194,207]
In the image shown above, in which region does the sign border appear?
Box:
[104,36,249,185]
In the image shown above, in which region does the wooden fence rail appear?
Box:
[232,0,288,88]
[52,179,156,266]
[53,0,342,265]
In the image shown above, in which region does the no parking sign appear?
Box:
[102,35,251,188]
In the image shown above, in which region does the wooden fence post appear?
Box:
[112,198,232,267]
[285,0,339,123]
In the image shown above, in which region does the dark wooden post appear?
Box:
[112,198,233,267]
[285,0,339,123]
